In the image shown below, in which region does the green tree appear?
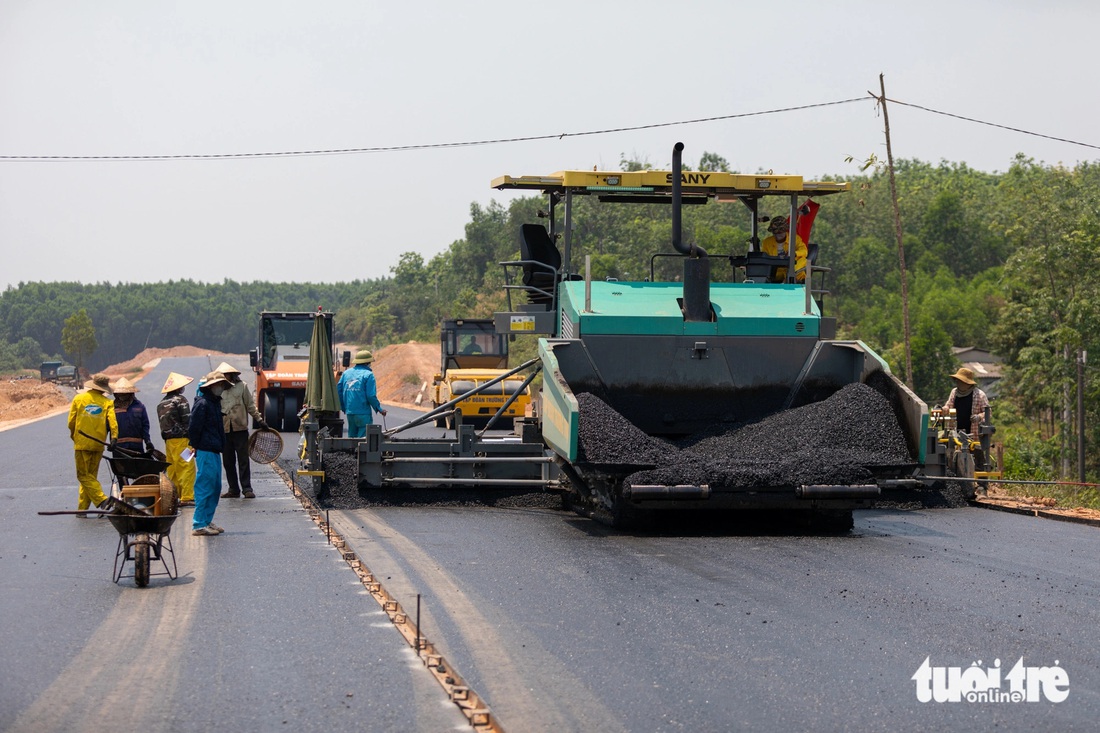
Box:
[61,308,97,370]
[991,158,1100,477]
[908,317,958,403]
[0,342,20,373]
[697,151,731,172]
[619,153,653,172]
[14,336,44,368]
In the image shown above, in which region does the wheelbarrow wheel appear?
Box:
[134,533,150,587]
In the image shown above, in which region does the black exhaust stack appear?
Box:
[671,142,711,322]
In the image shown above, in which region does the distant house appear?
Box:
[952,346,1003,397]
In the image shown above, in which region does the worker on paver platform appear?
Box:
[111,376,154,456]
[158,372,196,506]
[760,215,808,283]
[337,349,387,439]
[944,367,991,438]
[214,361,267,499]
[67,373,119,515]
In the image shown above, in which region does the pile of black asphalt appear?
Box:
[576,384,967,507]
[578,383,911,489]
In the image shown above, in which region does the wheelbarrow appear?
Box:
[106,510,180,587]
[102,450,179,587]
[38,496,180,587]
[60,431,182,587]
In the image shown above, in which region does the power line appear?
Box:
[0,98,868,162]
[882,96,1100,152]
[5,94,1097,162]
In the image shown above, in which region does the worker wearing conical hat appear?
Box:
[111,377,154,457]
[944,367,991,439]
[66,374,119,515]
[213,361,267,499]
[189,371,232,536]
[157,372,196,505]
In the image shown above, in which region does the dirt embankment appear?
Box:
[99,345,235,377]
[0,345,235,430]
[368,341,439,408]
[0,379,72,426]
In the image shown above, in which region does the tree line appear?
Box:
[1,153,1096,484]
[0,280,382,372]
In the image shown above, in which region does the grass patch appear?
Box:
[992,482,1100,510]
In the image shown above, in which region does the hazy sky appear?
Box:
[2,1,1096,291]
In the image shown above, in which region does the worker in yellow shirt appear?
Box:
[67,373,119,514]
[761,215,807,283]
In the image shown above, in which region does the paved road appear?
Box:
[328,485,1100,731]
[4,355,1099,731]
[0,356,469,733]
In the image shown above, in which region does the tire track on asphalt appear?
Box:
[8,528,206,733]
[343,509,627,733]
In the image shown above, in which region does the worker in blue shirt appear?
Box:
[337,350,387,438]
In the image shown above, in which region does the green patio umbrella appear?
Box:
[304,312,340,413]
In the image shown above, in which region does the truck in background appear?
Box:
[250,311,348,433]
[39,361,81,387]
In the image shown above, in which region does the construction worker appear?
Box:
[189,371,231,536]
[111,376,154,456]
[337,349,387,439]
[760,215,808,283]
[67,373,119,515]
[157,372,196,506]
[214,361,267,499]
[944,367,991,438]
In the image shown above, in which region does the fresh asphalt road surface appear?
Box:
[0,356,469,733]
[329,502,1100,732]
[3,355,1099,731]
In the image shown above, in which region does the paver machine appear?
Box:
[303,143,964,528]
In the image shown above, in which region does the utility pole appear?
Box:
[876,73,914,388]
[1064,345,1072,478]
[1079,348,1087,483]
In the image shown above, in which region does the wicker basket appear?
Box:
[126,472,177,515]
[248,428,283,464]
[159,473,178,515]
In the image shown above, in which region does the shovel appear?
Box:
[77,430,147,458]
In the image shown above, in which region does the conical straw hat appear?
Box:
[161,372,194,394]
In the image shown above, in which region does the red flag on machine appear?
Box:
[796,199,820,243]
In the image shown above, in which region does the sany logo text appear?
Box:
[913,657,1069,703]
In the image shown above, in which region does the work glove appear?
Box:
[258,420,269,430]
[108,439,118,452]
[145,441,155,453]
